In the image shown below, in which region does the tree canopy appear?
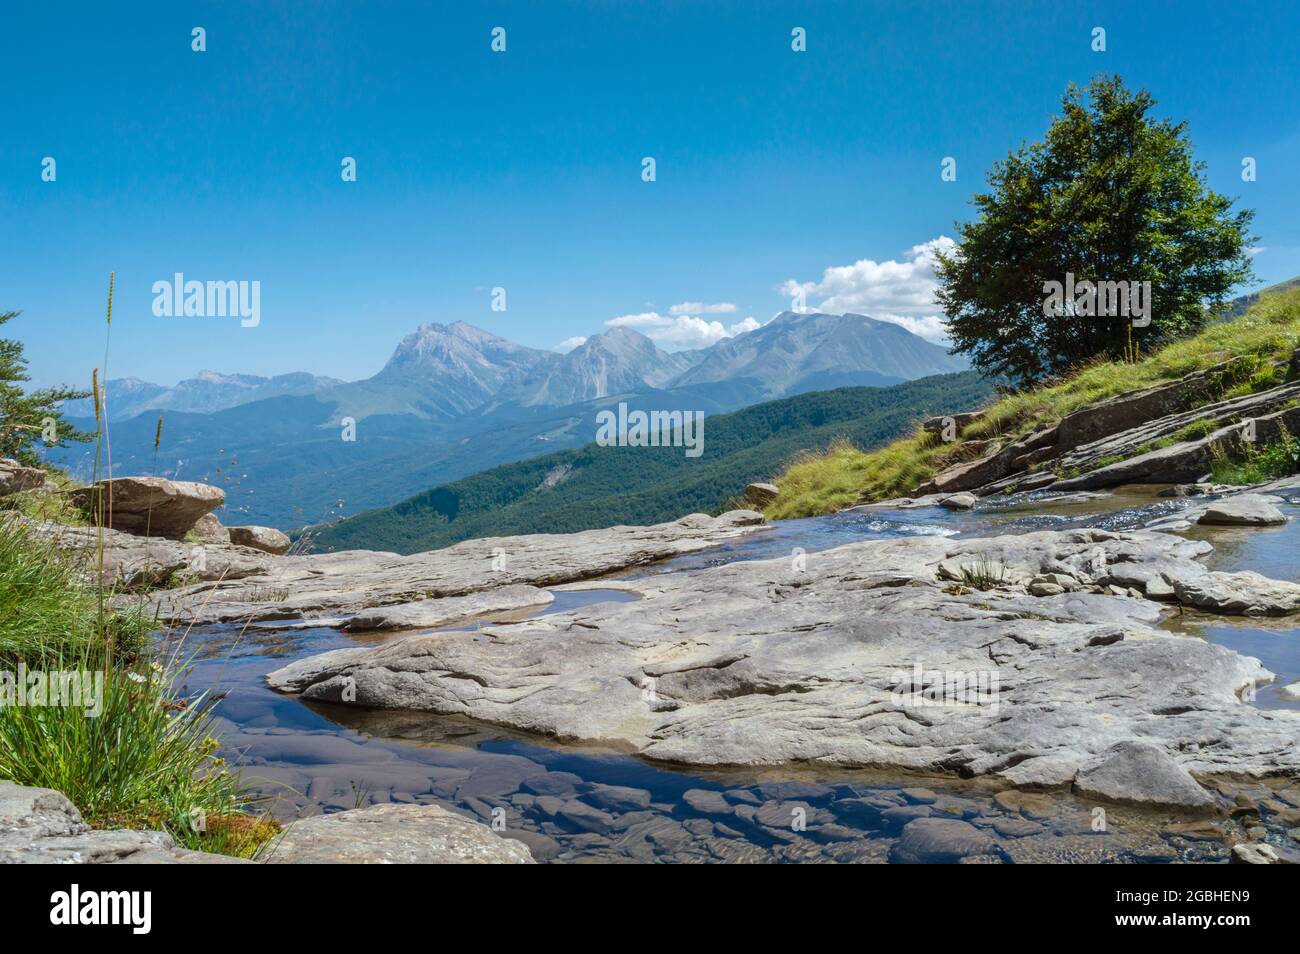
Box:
[937,74,1256,386]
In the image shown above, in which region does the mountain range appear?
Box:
[49,312,968,529]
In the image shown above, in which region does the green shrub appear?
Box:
[1208,427,1300,485]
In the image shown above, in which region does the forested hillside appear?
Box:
[309,371,993,553]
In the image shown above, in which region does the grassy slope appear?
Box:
[310,371,994,554]
[769,283,1300,519]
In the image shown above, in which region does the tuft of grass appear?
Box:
[959,556,1008,590]
[767,284,1300,518]
[0,641,276,857]
[0,518,148,665]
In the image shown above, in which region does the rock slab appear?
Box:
[262,802,534,863]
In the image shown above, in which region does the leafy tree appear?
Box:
[0,311,93,465]
[936,75,1256,385]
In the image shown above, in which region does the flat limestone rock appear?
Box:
[262,802,533,864]
[267,527,1300,785]
[1197,494,1288,527]
[0,782,247,864]
[343,584,554,631]
[1173,570,1300,616]
[22,517,273,589]
[1072,741,1217,812]
[150,509,768,628]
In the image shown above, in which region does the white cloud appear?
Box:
[779,236,956,343]
[554,335,588,352]
[668,301,737,316]
[605,311,761,350]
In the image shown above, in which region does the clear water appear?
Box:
[186,488,1300,863]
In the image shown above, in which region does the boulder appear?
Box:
[69,476,224,540]
[262,802,533,864]
[227,525,292,555]
[1197,494,1288,527]
[0,781,247,864]
[939,492,977,511]
[742,483,780,507]
[190,512,231,544]
[1072,741,1217,812]
[0,458,47,497]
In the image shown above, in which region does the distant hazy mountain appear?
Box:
[673,312,966,396]
[510,328,696,406]
[362,321,555,417]
[62,370,341,419]
[50,311,975,530]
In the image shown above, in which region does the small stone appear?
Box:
[228,525,292,555]
[681,789,732,816]
[582,783,651,813]
[940,493,978,511]
[890,818,999,864]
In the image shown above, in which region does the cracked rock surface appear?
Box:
[145,510,767,628]
[268,527,1300,798]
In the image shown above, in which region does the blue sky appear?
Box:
[4,0,1299,388]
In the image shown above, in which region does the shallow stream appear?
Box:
[184,487,1300,863]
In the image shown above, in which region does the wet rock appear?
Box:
[900,787,938,804]
[1073,741,1217,812]
[940,493,977,511]
[1231,842,1299,865]
[743,483,780,507]
[1197,494,1288,527]
[69,476,224,539]
[890,818,998,864]
[1279,681,1300,702]
[265,802,532,863]
[0,782,246,864]
[992,790,1055,820]
[881,804,933,828]
[582,783,652,813]
[991,817,1045,838]
[681,789,732,816]
[521,772,583,797]
[554,800,616,834]
[228,525,292,555]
